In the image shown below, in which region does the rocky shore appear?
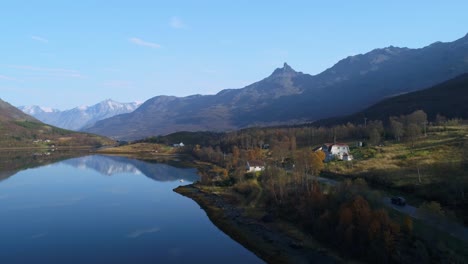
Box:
[174,184,342,264]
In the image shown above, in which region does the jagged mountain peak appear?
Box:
[270,62,301,77]
[18,105,59,114]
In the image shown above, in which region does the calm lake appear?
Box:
[0,154,263,263]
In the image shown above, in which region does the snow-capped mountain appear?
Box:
[18,99,142,131]
[18,105,60,115]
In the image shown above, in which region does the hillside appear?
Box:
[18,99,141,131]
[313,73,468,126]
[0,98,114,148]
[86,33,468,140]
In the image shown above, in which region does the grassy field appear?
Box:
[325,125,468,223]
[96,142,177,155]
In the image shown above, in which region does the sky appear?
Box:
[1,1,467,110]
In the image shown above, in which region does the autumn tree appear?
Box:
[271,139,290,163]
[310,152,324,175]
[247,147,262,161]
[316,150,326,162]
[231,145,240,167]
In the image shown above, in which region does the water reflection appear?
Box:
[0,154,262,264]
[0,152,199,183]
[63,155,199,182]
[0,150,88,181]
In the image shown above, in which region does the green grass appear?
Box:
[325,125,468,223]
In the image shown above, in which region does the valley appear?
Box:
[1,4,467,262]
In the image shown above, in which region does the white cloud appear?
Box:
[129,37,161,48]
[31,35,49,43]
[170,16,186,29]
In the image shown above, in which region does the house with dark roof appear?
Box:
[315,143,353,161]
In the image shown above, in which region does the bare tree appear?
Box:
[389,117,404,142]
[405,123,421,148]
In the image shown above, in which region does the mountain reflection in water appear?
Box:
[63,155,199,182]
[0,154,262,264]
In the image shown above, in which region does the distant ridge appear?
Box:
[312,73,468,126]
[1,98,113,148]
[19,99,142,131]
[85,33,468,140]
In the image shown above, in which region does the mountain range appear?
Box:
[83,33,468,140]
[313,72,468,126]
[0,98,112,148]
[18,99,141,131]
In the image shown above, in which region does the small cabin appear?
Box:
[173,142,185,148]
[246,161,265,173]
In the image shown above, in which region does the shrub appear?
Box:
[233,180,259,196]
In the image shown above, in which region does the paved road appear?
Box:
[314,176,468,242]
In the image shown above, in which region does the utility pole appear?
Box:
[333,128,336,144]
[364,117,367,128]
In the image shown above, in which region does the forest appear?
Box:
[144,110,468,262]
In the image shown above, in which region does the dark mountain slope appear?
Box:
[86,33,468,140]
[0,98,113,148]
[313,73,468,126]
[248,36,468,123]
[0,98,38,122]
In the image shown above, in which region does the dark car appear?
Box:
[391,196,406,206]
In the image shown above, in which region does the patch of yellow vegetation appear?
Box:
[333,125,467,186]
[97,142,176,155]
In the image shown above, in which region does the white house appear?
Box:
[173,142,185,148]
[246,161,265,172]
[315,143,353,161]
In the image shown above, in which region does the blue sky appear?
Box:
[1,1,467,109]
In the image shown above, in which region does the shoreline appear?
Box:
[174,184,343,264]
[0,146,99,151]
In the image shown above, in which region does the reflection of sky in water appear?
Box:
[0,155,263,264]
